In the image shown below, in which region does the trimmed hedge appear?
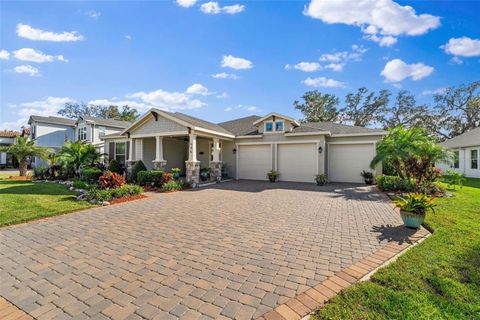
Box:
[81,167,103,183]
[108,159,123,174]
[131,160,147,182]
[376,175,415,192]
[137,170,164,188]
[86,184,143,202]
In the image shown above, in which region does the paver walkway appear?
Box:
[0,181,427,319]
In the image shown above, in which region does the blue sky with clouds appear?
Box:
[1,0,479,130]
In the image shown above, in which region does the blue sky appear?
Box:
[1,0,479,130]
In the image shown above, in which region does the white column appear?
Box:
[188,133,197,161]
[212,138,221,162]
[155,136,164,161]
[135,138,143,161]
[128,138,134,161]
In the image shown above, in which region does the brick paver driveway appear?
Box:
[1,181,417,319]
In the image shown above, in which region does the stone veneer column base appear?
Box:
[152,160,167,170]
[126,160,137,174]
[209,161,222,182]
[185,161,200,187]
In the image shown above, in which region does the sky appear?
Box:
[1,0,479,130]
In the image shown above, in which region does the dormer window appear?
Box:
[275,121,284,132]
[265,122,273,132]
[265,121,284,133]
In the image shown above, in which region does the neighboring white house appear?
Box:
[0,130,20,168]
[28,115,131,167]
[436,127,480,178]
[102,109,386,185]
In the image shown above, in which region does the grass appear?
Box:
[0,180,94,226]
[312,178,480,320]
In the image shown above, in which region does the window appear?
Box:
[265,122,273,132]
[265,121,284,133]
[471,149,478,169]
[77,127,87,141]
[275,121,284,132]
[452,150,459,169]
[115,142,126,164]
[98,126,106,137]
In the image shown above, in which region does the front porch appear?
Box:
[127,132,229,187]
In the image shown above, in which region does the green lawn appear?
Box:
[312,178,480,320]
[0,180,94,226]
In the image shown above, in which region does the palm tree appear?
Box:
[0,137,51,176]
[58,140,101,176]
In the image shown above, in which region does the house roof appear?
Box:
[170,112,234,136]
[302,122,386,135]
[78,116,132,128]
[441,127,480,148]
[218,115,262,136]
[0,130,20,138]
[252,112,300,126]
[28,115,76,126]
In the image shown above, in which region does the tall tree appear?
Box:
[119,105,139,122]
[294,91,339,122]
[432,81,480,139]
[58,103,139,121]
[340,87,390,127]
[382,90,428,129]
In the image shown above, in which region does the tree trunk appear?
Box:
[19,160,28,176]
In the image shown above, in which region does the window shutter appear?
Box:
[108,142,115,162]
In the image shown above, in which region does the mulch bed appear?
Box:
[4,176,32,181]
[110,194,147,205]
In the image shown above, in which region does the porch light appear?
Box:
[233,148,237,154]
[318,146,323,154]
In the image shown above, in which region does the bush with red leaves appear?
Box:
[98,171,126,189]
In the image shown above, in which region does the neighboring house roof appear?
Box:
[78,116,132,128]
[303,122,386,135]
[441,127,480,148]
[0,130,20,138]
[217,115,262,136]
[29,115,76,126]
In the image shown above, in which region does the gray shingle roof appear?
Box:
[29,116,76,126]
[441,127,480,148]
[79,116,131,128]
[218,115,262,136]
[303,122,386,135]
[171,112,235,136]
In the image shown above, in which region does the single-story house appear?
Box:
[28,115,131,167]
[436,127,480,178]
[102,109,386,185]
[0,130,20,168]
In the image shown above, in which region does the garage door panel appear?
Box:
[278,143,317,183]
[238,145,271,180]
[328,144,374,183]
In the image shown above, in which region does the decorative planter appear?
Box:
[400,210,425,229]
[364,179,374,185]
[268,175,277,183]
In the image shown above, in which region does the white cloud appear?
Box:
[176,0,197,8]
[216,92,229,99]
[14,65,39,76]
[221,55,252,70]
[85,10,101,19]
[0,49,10,60]
[16,23,84,42]
[304,0,440,46]
[200,2,244,14]
[13,48,68,63]
[302,77,346,88]
[128,89,206,110]
[381,59,434,82]
[324,63,343,71]
[318,45,367,71]
[441,37,480,57]
[125,35,133,40]
[225,104,260,113]
[421,88,446,96]
[88,99,153,113]
[0,118,29,131]
[185,83,210,96]
[212,72,239,79]
[285,62,321,72]
[450,56,463,65]
[16,97,75,117]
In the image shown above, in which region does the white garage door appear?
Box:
[328,143,375,183]
[278,143,317,183]
[238,144,271,180]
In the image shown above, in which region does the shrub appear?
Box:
[33,166,47,180]
[137,170,164,188]
[394,192,436,215]
[86,184,143,202]
[162,173,173,184]
[376,175,415,192]
[72,179,88,189]
[162,180,184,192]
[442,170,466,190]
[81,167,103,183]
[107,159,123,174]
[98,171,126,189]
[314,174,327,185]
[131,160,147,182]
[86,188,113,202]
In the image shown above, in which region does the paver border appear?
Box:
[0,297,32,320]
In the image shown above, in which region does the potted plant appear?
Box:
[266,170,279,183]
[171,167,181,180]
[360,170,374,185]
[314,174,327,186]
[394,192,436,229]
[200,168,210,182]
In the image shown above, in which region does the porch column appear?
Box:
[153,136,167,170]
[209,138,222,182]
[126,138,136,173]
[128,138,134,161]
[185,133,200,187]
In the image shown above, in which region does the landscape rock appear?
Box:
[101,201,110,206]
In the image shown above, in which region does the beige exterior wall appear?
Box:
[221,140,236,178]
[163,138,188,173]
[130,115,186,136]
[142,137,156,170]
